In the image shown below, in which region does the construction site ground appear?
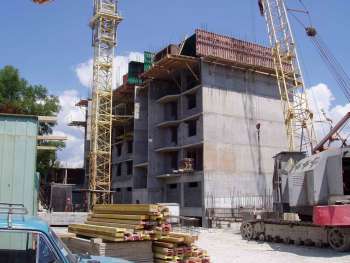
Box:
[195,223,350,263]
[54,223,350,263]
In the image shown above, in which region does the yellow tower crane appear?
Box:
[32,0,122,206]
[259,0,317,152]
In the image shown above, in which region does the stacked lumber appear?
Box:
[153,232,210,263]
[63,237,153,263]
[68,204,170,241]
[67,204,211,263]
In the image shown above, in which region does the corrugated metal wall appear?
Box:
[0,115,38,215]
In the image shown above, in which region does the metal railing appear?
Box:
[0,203,28,228]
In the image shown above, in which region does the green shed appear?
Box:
[0,114,39,216]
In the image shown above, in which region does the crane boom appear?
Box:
[259,0,316,152]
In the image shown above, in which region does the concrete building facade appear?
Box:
[110,29,288,224]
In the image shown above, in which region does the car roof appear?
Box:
[0,214,49,233]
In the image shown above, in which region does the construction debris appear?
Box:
[67,204,210,262]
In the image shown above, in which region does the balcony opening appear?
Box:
[187,119,197,137]
[170,152,178,170]
[185,147,203,171]
[170,127,178,144]
[127,187,132,192]
[169,184,177,189]
[189,182,199,188]
[116,163,122,177]
[170,102,178,119]
[127,140,133,154]
[185,74,200,90]
[117,144,122,156]
[187,93,196,110]
[127,161,133,175]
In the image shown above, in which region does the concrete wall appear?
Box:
[146,69,204,209]
[201,62,287,209]
[113,187,132,204]
[114,58,287,221]
[133,87,149,189]
[132,188,148,204]
[147,82,165,202]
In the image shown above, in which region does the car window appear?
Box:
[0,230,63,263]
[38,234,60,263]
[49,228,76,263]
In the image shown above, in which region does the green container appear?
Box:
[144,51,155,71]
[128,61,144,85]
[0,114,38,216]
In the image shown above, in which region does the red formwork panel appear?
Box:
[313,205,350,226]
[195,29,292,73]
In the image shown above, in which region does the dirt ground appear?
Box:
[196,224,350,263]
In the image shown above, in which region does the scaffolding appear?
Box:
[89,0,122,205]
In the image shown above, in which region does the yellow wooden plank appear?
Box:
[169,232,197,245]
[154,253,174,260]
[93,204,160,214]
[152,246,175,255]
[92,213,149,220]
[85,220,144,230]
[68,224,126,238]
[153,241,176,248]
[154,260,178,263]
[87,215,146,225]
[68,229,125,242]
[159,236,185,244]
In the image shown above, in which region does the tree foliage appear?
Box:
[0,65,63,175]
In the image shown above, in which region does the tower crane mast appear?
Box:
[89,0,122,205]
[259,0,316,152]
[32,0,122,206]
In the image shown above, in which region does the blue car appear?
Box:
[0,203,132,263]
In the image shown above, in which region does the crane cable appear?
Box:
[288,1,350,103]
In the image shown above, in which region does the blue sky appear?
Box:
[1,0,349,166]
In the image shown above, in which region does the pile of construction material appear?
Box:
[63,237,153,263]
[153,232,210,263]
[69,204,169,241]
[67,204,210,263]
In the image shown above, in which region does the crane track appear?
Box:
[240,220,350,252]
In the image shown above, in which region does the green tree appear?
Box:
[0,65,63,175]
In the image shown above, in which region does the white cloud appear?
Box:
[75,52,144,89]
[307,83,350,143]
[53,89,85,168]
[56,51,144,168]
[76,59,93,88]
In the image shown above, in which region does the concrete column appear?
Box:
[180,182,185,208]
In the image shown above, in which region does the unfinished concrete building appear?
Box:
[110,29,287,224]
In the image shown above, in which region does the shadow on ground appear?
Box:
[267,242,348,258]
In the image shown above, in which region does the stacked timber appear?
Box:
[68,204,170,241]
[153,232,210,263]
[67,204,210,263]
[63,237,153,263]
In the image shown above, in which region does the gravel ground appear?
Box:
[196,224,350,263]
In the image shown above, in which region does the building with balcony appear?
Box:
[107,29,288,225]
